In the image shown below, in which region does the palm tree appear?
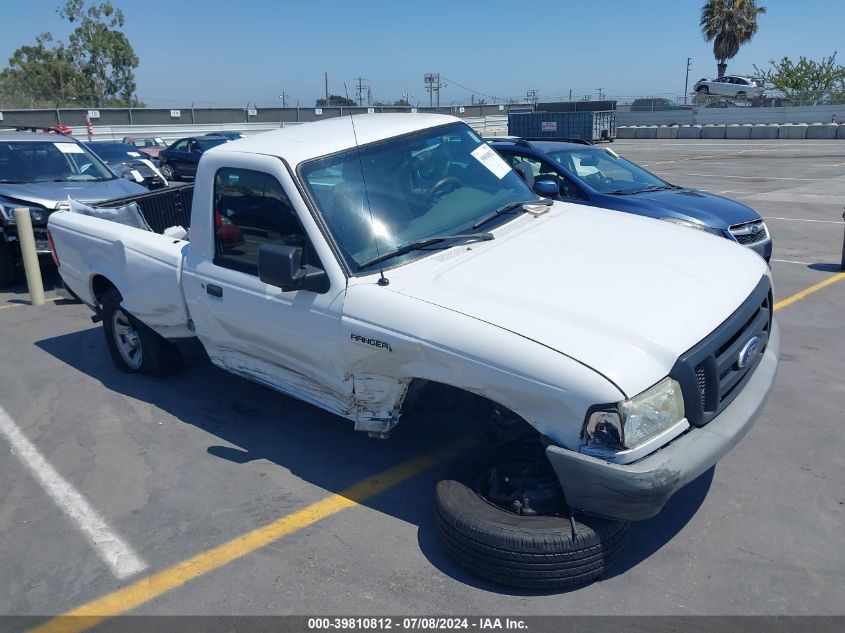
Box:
[700,0,766,77]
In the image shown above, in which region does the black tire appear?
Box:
[101,289,183,375]
[161,162,178,182]
[0,240,16,288]
[435,464,628,589]
[736,91,746,99]
[696,85,709,94]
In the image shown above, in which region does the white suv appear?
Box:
[694,75,764,97]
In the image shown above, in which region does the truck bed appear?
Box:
[49,186,195,339]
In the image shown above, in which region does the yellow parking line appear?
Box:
[28,439,471,633]
[774,272,845,312]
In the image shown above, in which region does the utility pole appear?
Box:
[354,77,367,107]
[324,72,329,105]
[684,57,692,104]
[279,91,288,108]
[424,73,442,107]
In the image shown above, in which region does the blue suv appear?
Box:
[488,138,772,261]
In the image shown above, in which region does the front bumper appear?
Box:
[748,237,772,262]
[546,318,780,522]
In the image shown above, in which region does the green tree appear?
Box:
[754,52,845,104]
[59,0,139,106]
[700,0,766,77]
[316,94,356,107]
[0,33,88,108]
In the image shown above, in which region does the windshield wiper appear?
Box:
[608,185,671,195]
[471,198,552,230]
[359,232,494,269]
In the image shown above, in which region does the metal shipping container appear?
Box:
[508,111,616,142]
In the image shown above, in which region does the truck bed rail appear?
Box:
[97,184,194,234]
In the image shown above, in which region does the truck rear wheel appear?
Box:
[101,289,183,375]
[434,456,628,589]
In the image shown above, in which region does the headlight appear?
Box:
[0,204,47,225]
[661,217,724,237]
[582,377,687,459]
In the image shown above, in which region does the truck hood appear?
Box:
[396,203,767,397]
[599,188,760,229]
[0,179,146,209]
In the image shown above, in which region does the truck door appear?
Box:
[181,158,353,417]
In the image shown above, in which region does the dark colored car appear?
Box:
[158,136,229,181]
[84,142,166,190]
[489,138,772,261]
[206,131,245,140]
[629,98,693,112]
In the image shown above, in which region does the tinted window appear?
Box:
[213,168,313,276]
[197,138,227,151]
[172,139,189,151]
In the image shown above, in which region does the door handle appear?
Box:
[206,284,223,297]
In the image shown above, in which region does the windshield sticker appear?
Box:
[55,143,85,154]
[470,144,511,180]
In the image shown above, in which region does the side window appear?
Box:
[173,139,188,151]
[213,167,314,277]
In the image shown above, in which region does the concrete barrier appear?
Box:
[701,124,726,139]
[751,124,779,139]
[678,125,702,139]
[839,124,845,139]
[635,125,658,139]
[806,123,838,139]
[617,126,636,139]
[779,123,808,139]
[725,124,752,139]
[656,125,678,139]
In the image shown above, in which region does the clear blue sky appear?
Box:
[1,0,843,107]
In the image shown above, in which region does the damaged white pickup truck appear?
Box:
[48,114,779,589]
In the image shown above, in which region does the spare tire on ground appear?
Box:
[434,458,628,589]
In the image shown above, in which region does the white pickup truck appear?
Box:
[48,114,779,589]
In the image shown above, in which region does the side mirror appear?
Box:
[258,243,328,293]
[533,179,560,198]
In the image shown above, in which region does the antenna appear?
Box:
[344,82,389,286]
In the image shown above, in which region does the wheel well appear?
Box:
[400,379,540,447]
[91,275,119,305]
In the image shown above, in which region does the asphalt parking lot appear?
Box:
[1,139,844,628]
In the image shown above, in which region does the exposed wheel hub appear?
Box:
[476,461,567,516]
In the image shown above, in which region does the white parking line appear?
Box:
[679,173,827,181]
[763,216,845,224]
[771,258,814,265]
[0,404,147,579]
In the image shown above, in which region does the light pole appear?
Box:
[685,57,692,104]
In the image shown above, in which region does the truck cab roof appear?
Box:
[215,113,463,166]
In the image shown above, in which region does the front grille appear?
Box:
[671,277,772,427]
[730,220,768,246]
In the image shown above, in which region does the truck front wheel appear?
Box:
[101,289,183,375]
[435,455,628,589]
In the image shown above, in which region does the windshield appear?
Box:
[546,147,667,193]
[0,140,115,183]
[300,122,533,272]
[86,143,145,161]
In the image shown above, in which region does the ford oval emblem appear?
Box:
[737,336,762,369]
